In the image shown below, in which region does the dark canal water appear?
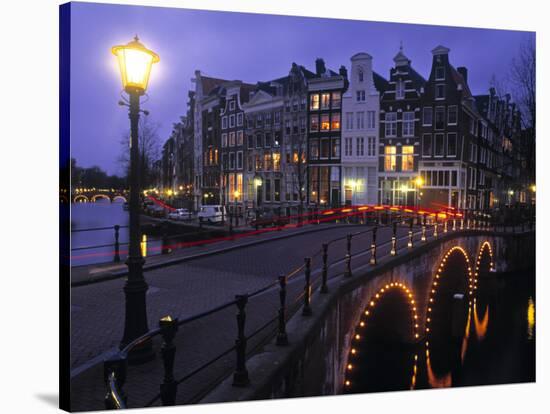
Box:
[71,200,163,266]
[344,269,535,393]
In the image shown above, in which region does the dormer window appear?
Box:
[229,100,236,111]
[358,69,364,82]
[435,66,445,80]
[396,79,405,99]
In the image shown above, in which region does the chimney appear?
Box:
[315,58,326,76]
[457,66,468,83]
[339,65,348,79]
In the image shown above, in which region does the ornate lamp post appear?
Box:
[112,36,159,361]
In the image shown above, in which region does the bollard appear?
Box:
[232,294,250,386]
[370,226,377,265]
[114,225,121,263]
[159,316,178,406]
[408,218,413,248]
[421,214,427,242]
[433,215,438,238]
[460,215,464,230]
[302,257,312,316]
[452,218,457,231]
[444,218,448,233]
[276,275,289,346]
[391,222,397,256]
[104,355,127,409]
[344,234,352,278]
[321,243,329,293]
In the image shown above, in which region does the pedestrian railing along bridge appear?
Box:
[101,207,533,409]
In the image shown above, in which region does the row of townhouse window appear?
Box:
[204,147,219,166]
[245,112,282,129]
[285,97,307,112]
[309,113,341,132]
[245,151,282,172]
[421,106,458,128]
[343,137,376,157]
[384,112,416,137]
[221,112,244,129]
[221,151,244,171]
[284,117,307,135]
[226,173,243,202]
[383,145,415,172]
[309,137,340,161]
[246,132,282,149]
[419,169,460,188]
[310,92,342,111]
[422,133,457,157]
[221,130,244,147]
[345,111,376,130]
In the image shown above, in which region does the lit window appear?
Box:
[331,113,341,130]
[384,146,397,171]
[310,94,320,110]
[402,146,414,171]
[321,114,330,131]
[321,93,331,109]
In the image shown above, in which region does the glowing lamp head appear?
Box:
[112,36,159,95]
[254,177,263,187]
[234,190,240,200]
[415,176,424,187]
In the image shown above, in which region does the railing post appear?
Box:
[276,275,289,346]
[321,243,329,293]
[452,217,457,231]
[114,225,121,263]
[233,294,250,387]
[408,218,413,248]
[370,226,377,265]
[466,211,471,229]
[433,215,438,238]
[302,257,312,316]
[159,316,178,406]
[344,234,353,277]
[421,213,427,242]
[460,213,464,230]
[444,217,448,233]
[391,222,397,256]
[104,355,127,409]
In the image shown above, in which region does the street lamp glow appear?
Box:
[400,184,409,193]
[112,36,159,95]
[254,177,263,187]
[531,184,536,193]
[415,176,424,187]
[234,190,240,200]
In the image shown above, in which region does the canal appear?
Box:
[71,200,209,266]
[344,269,535,393]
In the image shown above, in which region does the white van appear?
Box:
[198,205,227,223]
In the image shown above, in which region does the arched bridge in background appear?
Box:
[71,189,128,204]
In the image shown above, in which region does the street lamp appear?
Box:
[234,190,240,227]
[112,36,159,361]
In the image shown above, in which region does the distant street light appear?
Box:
[414,176,424,208]
[112,35,159,362]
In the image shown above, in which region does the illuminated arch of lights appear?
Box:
[474,242,495,284]
[425,246,473,339]
[112,195,128,203]
[91,194,111,203]
[343,282,419,389]
[73,194,89,203]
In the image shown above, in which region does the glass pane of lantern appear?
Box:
[118,48,154,91]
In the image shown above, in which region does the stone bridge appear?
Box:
[71,189,128,203]
[202,229,535,402]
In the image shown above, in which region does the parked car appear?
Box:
[250,209,290,228]
[168,208,191,221]
[147,204,166,218]
[198,205,227,223]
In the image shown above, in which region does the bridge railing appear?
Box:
[102,208,534,408]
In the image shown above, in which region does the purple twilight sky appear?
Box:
[69,1,534,175]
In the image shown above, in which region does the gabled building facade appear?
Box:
[307,58,348,207]
[418,45,481,210]
[341,53,386,206]
[379,47,425,206]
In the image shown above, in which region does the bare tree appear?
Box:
[510,36,536,130]
[287,136,308,220]
[118,116,162,189]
